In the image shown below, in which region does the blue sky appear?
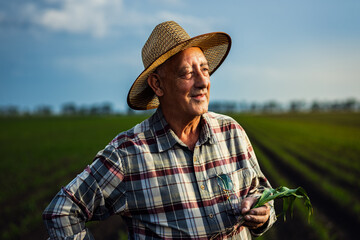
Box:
[1,0,359,112]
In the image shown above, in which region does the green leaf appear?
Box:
[253,186,313,222]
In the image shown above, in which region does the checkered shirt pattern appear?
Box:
[43,109,276,239]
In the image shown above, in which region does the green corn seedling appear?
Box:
[212,186,312,239]
[254,186,313,222]
[237,186,313,225]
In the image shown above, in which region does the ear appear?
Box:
[147,73,164,97]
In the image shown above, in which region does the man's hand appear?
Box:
[241,197,270,229]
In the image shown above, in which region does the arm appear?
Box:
[43,145,126,239]
[240,131,277,236]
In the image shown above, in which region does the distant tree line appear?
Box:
[61,102,114,116]
[209,98,359,113]
[0,98,359,117]
[0,102,115,117]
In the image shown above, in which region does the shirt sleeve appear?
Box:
[42,144,127,239]
[242,129,277,237]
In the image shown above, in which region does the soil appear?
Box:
[250,136,357,240]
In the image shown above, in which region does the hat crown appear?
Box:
[142,21,191,68]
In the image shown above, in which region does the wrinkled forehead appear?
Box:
[156,47,207,73]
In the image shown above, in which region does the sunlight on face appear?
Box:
[158,47,210,119]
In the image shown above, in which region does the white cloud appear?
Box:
[21,0,220,38]
[31,0,123,37]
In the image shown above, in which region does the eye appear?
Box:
[202,67,209,75]
[180,71,193,79]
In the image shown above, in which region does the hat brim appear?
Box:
[127,32,231,110]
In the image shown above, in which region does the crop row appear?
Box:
[0,115,149,239]
[232,113,359,239]
[242,122,360,210]
[252,146,331,240]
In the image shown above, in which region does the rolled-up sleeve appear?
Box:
[242,130,277,236]
[43,144,127,239]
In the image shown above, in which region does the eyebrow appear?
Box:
[179,61,209,71]
[200,62,209,67]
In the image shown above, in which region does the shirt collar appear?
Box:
[150,108,218,152]
[150,108,178,152]
[200,112,218,145]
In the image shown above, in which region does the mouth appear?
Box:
[192,93,207,101]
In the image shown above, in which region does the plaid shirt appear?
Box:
[43,109,276,239]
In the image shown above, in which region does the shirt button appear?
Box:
[209,214,214,218]
[200,185,205,190]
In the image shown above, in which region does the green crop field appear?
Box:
[232,112,360,240]
[0,112,359,239]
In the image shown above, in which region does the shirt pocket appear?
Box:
[209,167,256,216]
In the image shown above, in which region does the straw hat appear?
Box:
[127,21,231,110]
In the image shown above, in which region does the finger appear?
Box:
[245,213,269,223]
[243,214,269,229]
[243,221,262,229]
[241,197,257,214]
[249,204,270,216]
[243,221,264,229]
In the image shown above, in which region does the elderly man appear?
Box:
[43,21,276,239]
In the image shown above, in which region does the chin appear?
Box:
[191,104,208,116]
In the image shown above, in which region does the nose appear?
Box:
[194,68,210,89]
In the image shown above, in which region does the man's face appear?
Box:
[157,47,210,119]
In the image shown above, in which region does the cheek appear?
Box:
[178,82,192,97]
[207,82,211,99]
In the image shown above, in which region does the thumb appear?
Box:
[241,197,257,215]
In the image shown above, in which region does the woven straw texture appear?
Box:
[127,21,231,110]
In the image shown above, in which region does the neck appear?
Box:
[161,109,202,151]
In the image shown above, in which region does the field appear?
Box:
[0,112,359,239]
[233,113,360,240]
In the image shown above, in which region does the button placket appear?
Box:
[193,146,219,228]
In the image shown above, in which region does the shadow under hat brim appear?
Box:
[127,32,231,110]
